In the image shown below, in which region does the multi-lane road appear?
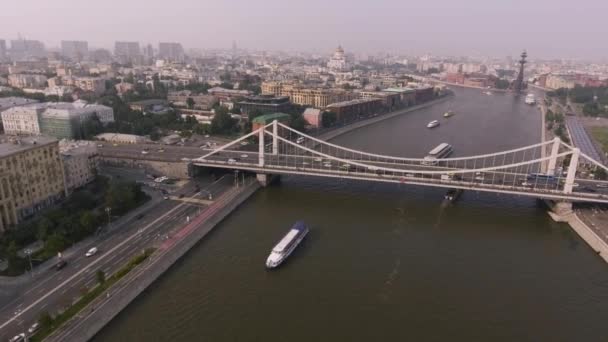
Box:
[0,174,234,341]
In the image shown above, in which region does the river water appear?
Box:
[94,87,608,342]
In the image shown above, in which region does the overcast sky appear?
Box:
[1,0,606,59]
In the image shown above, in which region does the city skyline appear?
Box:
[1,0,606,59]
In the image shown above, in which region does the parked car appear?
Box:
[9,333,25,342]
[85,247,98,257]
[28,322,40,335]
[141,150,149,155]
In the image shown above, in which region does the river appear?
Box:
[93,87,608,342]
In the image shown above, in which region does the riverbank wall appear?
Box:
[45,181,261,342]
[318,94,453,142]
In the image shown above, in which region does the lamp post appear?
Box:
[24,249,33,278]
[105,207,111,227]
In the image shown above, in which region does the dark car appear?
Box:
[135,213,144,220]
[55,260,67,271]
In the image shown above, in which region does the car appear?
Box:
[227,158,237,164]
[521,181,533,187]
[97,144,104,147]
[157,148,165,152]
[55,259,67,270]
[163,196,169,200]
[135,213,144,220]
[28,322,40,335]
[474,172,485,181]
[323,163,332,168]
[296,137,305,144]
[204,135,210,138]
[240,154,248,158]
[313,157,323,162]
[302,162,310,166]
[9,333,25,342]
[141,150,149,155]
[240,141,249,146]
[179,194,185,198]
[85,247,98,257]
[597,183,608,189]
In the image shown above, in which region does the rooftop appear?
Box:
[326,98,382,108]
[0,97,39,111]
[0,135,58,158]
[251,112,291,124]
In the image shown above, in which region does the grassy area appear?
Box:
[30,248,156,342]
[590,127,608,154]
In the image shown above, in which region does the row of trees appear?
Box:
[547,85,608,117]
[545,109,569,143]
[0,178,148,275]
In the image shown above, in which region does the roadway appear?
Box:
[0,175,234,341]
[193,149,608,203]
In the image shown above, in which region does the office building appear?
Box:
[158,42,184,61]
[0,40,6,60]
[10,39,45,59]
[1,102,114,138]
[237,95,291,115]
[61,40,88,60]
[114,41,140,63]
[0,136,66,232]
[167,90,217,110]
[261,82,355,108]
[0,104,46,135]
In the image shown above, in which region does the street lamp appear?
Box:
[105,207,111,227]
[24,249,33,278]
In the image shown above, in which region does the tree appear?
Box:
[494,79,510,89]
[210,106,236,134]
[79,212,96,232]
[595,167,607,180]
[290,113,307,131]
[44,233,68,257]
[186,97,195,109]
[38,311,54,330]
[583,102,601,116]
[96,270,106,285]
[322,111,337,128]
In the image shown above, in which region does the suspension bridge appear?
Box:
[190,120,608,204]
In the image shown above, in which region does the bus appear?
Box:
[422,143,453,165]
[526,173,558,183]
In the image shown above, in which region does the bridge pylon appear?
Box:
[547,137,561,176]
[564,148,580,194]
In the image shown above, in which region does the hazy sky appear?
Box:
[1,0,606,59]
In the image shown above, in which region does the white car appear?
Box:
[296,137,305,144]
[228,158,237,164]
[9,333,25,342]
[313,157,323,162]
[240,141,249,146]
[240,154,248,158]
[28,322,40,334]
[323,163,332,168]
[141,150,149,155]
[302,162,310,166]
[85,247,98,257]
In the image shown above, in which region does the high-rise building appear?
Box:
[0,136,66,232]
[158,42,184,61]
[114,41,141,63]
[10,39,46,60]
[0,40,6,60]
[61,40,88,61]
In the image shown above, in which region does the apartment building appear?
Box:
[0,136,66,232]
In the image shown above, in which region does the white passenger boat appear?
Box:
[422,143,453,165]
[266,221,309,269]
[427,120,440,128]
[443,110,454,118]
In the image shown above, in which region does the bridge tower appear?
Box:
[513,50,527,93]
